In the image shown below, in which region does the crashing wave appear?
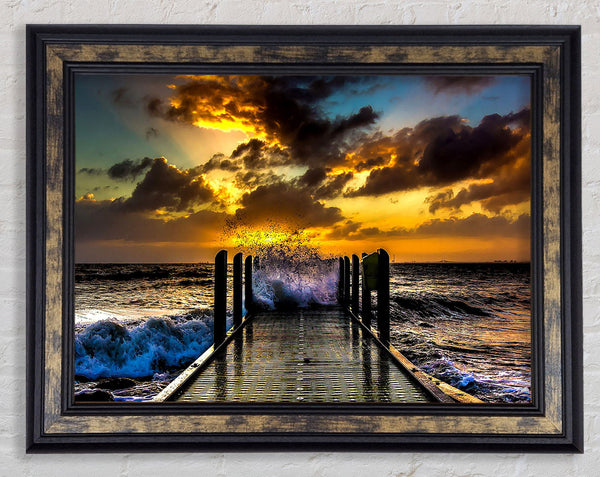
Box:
[252,257,338,309]
[229,223,340,310]
[74,311,214,379]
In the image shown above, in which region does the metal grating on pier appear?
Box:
[174,307,433,403]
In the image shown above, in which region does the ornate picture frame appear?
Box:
[26,25,582,452]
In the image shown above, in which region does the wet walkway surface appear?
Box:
[174,307,433,403]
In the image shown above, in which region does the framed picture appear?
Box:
[26,25,582,452]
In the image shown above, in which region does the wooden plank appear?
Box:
[174,307,434,404]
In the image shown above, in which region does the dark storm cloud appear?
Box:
[354,156,386,172]
[145,75,379,168]
[480,188,530,213]
[91,185,114,192]
[325,213,530,241]
[234,182,343,228]
[427,174,530,214]
[75,195,229,243]
[312,172,354,200]
[426,189,455,213]
[294,167,354,199]
[348,108,530,197]
[198,153,242,173]
[121,157,214,212]
[74,155,227,251]
[412,213,530,237]
[323,220,363,240]
[425,133,531,214]
[107,157,154,181]
[138,75,530,214]
[230,139,264,159]
[234,170,282,190]
[229,138,290,170]
[229,166,352,227]
[299,167,328,187]
[78,167,104,176]
[281,105,378,167]
[418,109,529,182]
[348,164,415,196]
[424,76,496,95]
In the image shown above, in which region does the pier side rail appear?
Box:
[338,250,483,404]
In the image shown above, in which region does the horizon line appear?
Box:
[75,260,532,265]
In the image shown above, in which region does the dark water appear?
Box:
[74,262,530,403]
[387,263,531,403]
[74,263,218,401]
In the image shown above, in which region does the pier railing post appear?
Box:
[344,256,351,307]
[377,248,390,344]
[338,257,344,304]
[233,252,243,328]
[361,252,372,328]
[214,250,227,346]
[245,255,253,314]
[351,254,359,315]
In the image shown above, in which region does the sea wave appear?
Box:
[250,250,339,310]
[75,265,212,282]
[391,325,531,403]
[253,262,339,310]
[391,294,492,319]
[421,358,531,403]
[74,310,214,379]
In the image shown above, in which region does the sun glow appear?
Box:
[227,222,326,258]
[233,229,307,249]
[191,116,266,137]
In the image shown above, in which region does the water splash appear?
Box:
[228,222,339,309]
[74,310,214,379]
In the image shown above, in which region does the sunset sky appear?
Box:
[75,74,531,263]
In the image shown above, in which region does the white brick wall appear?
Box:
[0,1,596,474]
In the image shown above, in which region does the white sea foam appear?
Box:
[74,312,214,379]
[75,308,173,324]
[230,225,340,309]
[252,256,338,309]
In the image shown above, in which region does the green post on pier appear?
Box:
[233,252,243,328]
[214,250,227,346]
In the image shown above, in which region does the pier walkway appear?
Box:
[154,250,482,404]
[173,306,432,403]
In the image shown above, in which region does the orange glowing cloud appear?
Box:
[150,75,269,137]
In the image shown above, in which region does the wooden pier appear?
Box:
[154,250,481,404]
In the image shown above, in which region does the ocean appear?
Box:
[74,261,531,403]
